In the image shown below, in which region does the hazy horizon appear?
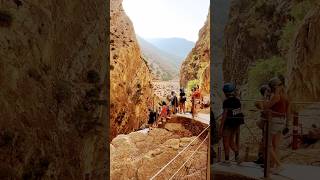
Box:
[123,0,210,42]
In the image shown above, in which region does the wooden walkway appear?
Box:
[211,161,320,180]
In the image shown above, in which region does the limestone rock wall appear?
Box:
[287,5,320,103]
[111,125,208,179]
[180,13,210,95]
[222,0,320,103]
[0,0,107,179]
[110,0,153,139]
[223,0,292,85]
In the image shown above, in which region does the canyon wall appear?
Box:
[0,0,107,179]
[110,0,153,139]
[287,5,320,103]
[180,14,210,95]
[223,0,320,103]
[223,0,292,85]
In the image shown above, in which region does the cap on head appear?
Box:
[269,77,282,88]
[260,84,270,95]
[223,83,236,94]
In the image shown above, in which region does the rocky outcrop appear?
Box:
[0,1,107,179]
[223,0,320,103]
[111,124,208,179]
[223,0,292,85]
[180,13,210,95]
[287,5,320,103]
[110,0,153,139]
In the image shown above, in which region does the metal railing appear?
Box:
[213,99,320,178]
[149,123,210,180]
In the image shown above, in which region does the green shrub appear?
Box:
[247,56,286,98]
[187,79,200,91]
[186,79,199,97]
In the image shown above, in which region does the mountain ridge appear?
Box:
[137,36,183,80]
[146,37,195,59]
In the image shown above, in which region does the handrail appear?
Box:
[168,134,209,180]
[149,125,210,180]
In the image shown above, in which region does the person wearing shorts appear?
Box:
[219,83,244,162]
[257,77,289,172]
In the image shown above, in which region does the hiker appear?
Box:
[254,84,271,164]
[256,77,289,172]
[195,85,204,108]
[166,95,171,117]
[159,101,168,123]
[191,87,197,118]
[148,109,157,128]
[179,88,187,114]
[157,106,162,117]
[171,91,178,114]
[219,83,244,162]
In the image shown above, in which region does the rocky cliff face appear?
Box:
[223,0,292,85]
[223,0,320,103]
[287,5,320,103]
[180,14,210,95]
[111,118,209,180]
[110,0,153,139]
[0,1,107,179]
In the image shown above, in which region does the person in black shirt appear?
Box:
[148,109,157,128]
[171,91,178,114]
[179,88,186,113]
[219,83,244,162]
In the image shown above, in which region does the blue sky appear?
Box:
[123,0,210,42]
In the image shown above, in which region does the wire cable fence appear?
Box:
[149,124,210,180]
[168,134,209,180]
[213,99,320,177]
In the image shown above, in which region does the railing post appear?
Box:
[264,111,271,178]
[292,112,299,150]
[207,128,210,180]
[218,140,222,162]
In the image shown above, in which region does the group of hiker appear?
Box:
[217,75,289,173]
[147,85,204,128]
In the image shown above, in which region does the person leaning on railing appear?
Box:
[254,84,271,165]
[256,76,290,173]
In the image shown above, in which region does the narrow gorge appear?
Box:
[110,0,154,140]
[110,0,210,179]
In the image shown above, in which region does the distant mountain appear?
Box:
[146,38,195,59]
[137,36,182,81]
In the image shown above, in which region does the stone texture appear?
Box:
[110,0,154,140]
[223,0,292,85]
[287,5,320,104]
[110,128,208,180]
[180,13,210,95]
[0,0,107,179]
